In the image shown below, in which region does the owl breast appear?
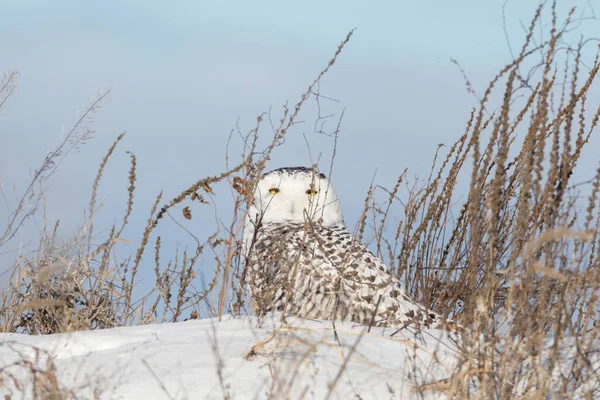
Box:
[245,222,442,329]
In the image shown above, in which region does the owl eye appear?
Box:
[268,188,280,194]
[306,188,318,196]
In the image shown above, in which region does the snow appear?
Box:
[2,314,599,399]
[0,314,461,399]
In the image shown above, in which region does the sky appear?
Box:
[1,1,599,293]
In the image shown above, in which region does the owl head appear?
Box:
[242,166,345,256]
[245,166,344,228]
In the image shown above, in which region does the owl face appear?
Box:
[248,167,344,227]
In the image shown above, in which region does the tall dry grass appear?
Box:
[360,4,600,397]
[1,2,600,398]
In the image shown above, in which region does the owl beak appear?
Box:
[290,202,306,220]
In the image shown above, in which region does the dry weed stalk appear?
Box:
[0,342,101,399]
[361,3,600,398]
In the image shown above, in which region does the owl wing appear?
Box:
[249,223,443,329]
[298,225,443,329]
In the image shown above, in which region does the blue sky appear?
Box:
[1,1,599,293]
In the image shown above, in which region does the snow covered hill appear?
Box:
[2,314,599,399]
[0,315,460,399]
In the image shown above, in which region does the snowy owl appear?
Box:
[242,166,448,330]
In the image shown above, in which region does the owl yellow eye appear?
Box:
[269,188,280,194]
[306,188,318,196]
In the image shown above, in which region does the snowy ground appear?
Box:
[0,314,461,399]
[2,314,599,399]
